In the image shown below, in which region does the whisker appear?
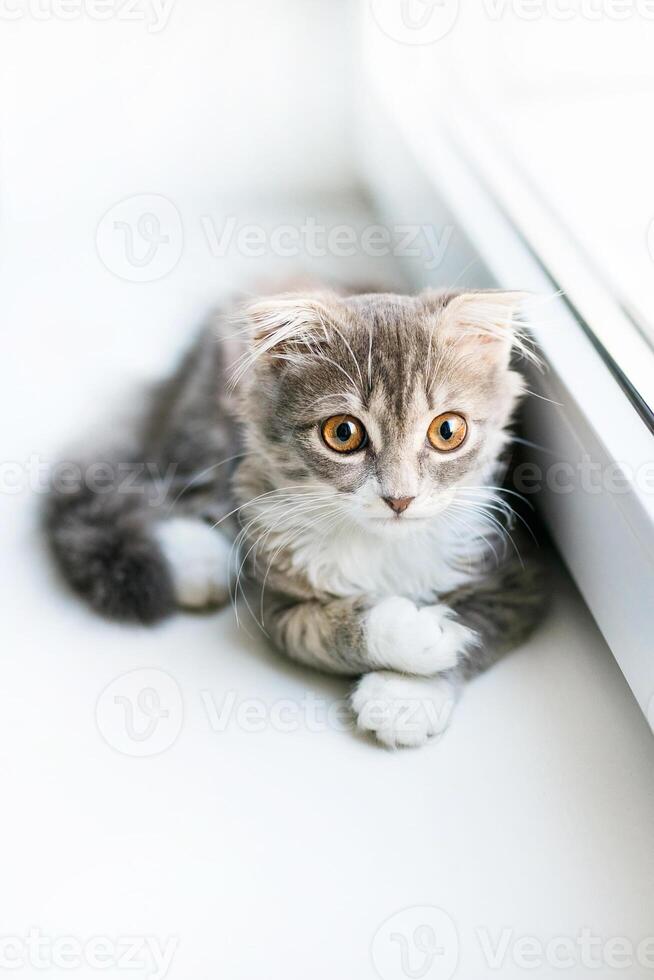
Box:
[210,484,335,531]
[510,436,553,454]
[455,490,538,546]
[258,504,341,626]
[223,490,337,626]
[524,388,563,407]
[457,484,536,512]
[166,452,251,513]
[367,325,373,394]
[231,495,342,629]
[328,322,366,395]
[445,510,491,573]
[448,502,501,567]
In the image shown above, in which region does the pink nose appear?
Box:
[382,496,415,515]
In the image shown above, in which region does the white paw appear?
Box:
[351,671,456,748]
[366,596,476,675]
[155,518,232,609]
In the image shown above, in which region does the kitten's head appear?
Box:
[231,289,529,534]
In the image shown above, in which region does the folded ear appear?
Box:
[229,292,334,387]
[437,290,529,366]
[246,293,332,351]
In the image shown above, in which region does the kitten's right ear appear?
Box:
[228,293,333,388]
[246,294,332,350]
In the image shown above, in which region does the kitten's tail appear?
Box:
[44,469,175,624]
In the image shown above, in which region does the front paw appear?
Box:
[366,596,476,675]
[351,671,456,748]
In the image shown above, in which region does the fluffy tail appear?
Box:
[44,476,175,624]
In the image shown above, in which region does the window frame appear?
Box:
[359,72,654,722]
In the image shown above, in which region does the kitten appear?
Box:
[45,288,546,747]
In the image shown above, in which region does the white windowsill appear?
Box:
[359,61,654,725]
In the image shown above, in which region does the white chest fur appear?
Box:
[287,519,480,602]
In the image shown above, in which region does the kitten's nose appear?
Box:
[382,496,415,515]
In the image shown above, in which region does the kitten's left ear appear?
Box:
[437,290,529,366]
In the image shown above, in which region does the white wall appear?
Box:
[0,0,360,457]
[0,0,354,222]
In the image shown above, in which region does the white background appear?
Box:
[2,2,654,977]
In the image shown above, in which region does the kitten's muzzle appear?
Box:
[382,496,415,515]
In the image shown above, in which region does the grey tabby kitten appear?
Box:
[46,288,545,747]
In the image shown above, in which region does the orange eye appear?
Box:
[427,413,468,452]
[321,415,368,454]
